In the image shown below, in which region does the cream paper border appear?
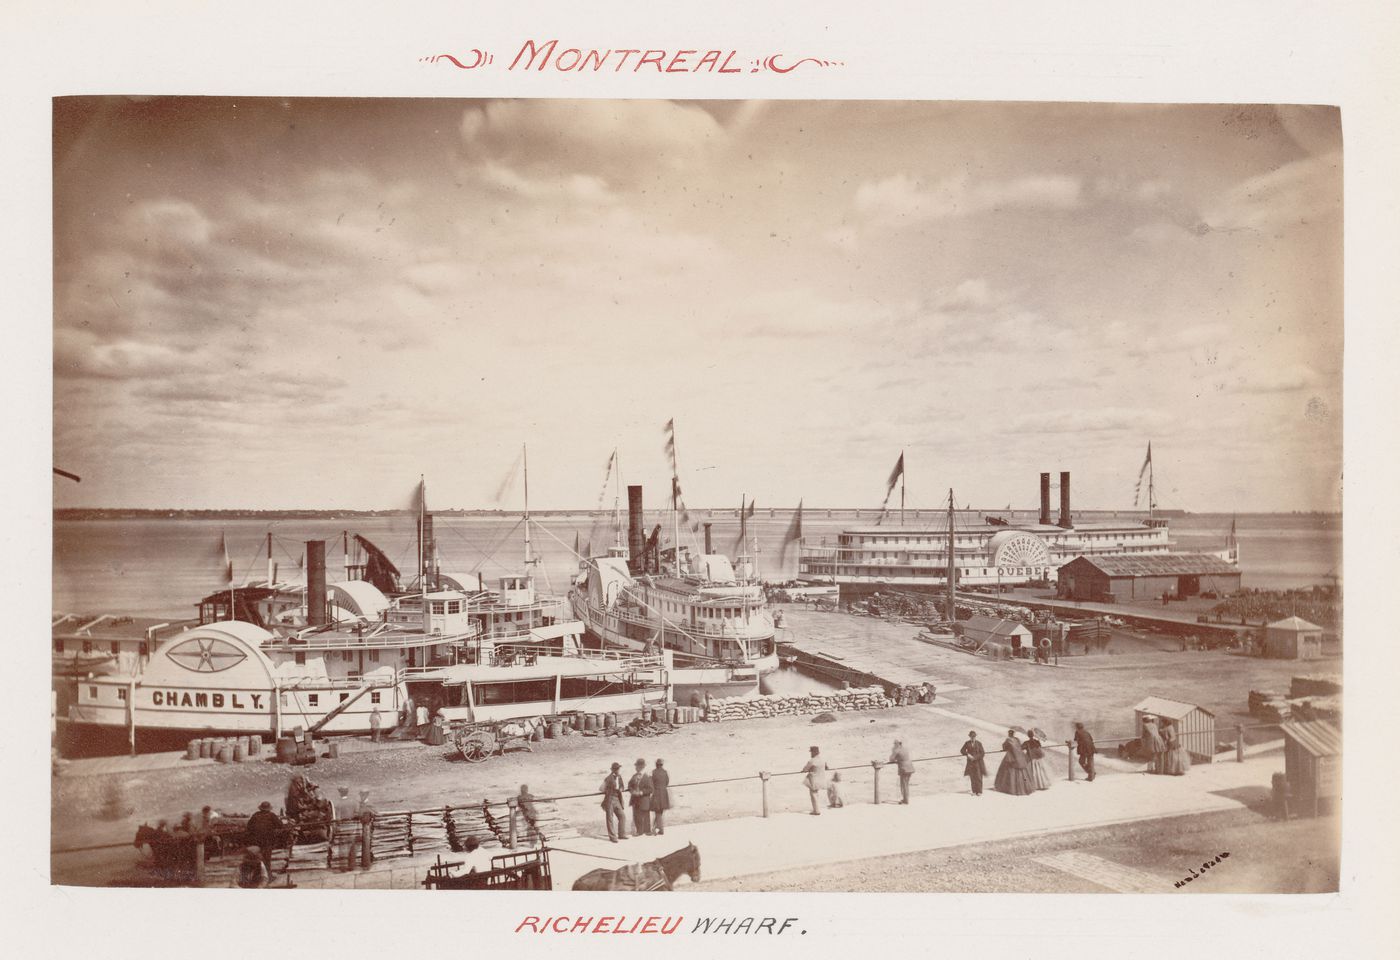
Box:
[6,1,1397,957]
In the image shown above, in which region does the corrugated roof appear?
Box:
[963,615,1031,639]
[1267,616,1324,632]
[1282,719,1341,757]
[1134,695,1214,719]
[1062,553,1239,577]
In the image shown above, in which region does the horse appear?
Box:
[571,842,701,891]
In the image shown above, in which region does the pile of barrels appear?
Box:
[184,735,263,763]
[539,706,704,739]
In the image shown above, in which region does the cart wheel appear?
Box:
[463,738,490,762]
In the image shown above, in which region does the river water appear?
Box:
[53,511,1339,618]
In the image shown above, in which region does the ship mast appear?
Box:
[1148,450,1156,520]
[522,443,535,573]
[613,449,623,550]
[945,487,956,622]
[672,475,682,576]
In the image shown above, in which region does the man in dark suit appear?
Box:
[627,758,653,836]
[888,739,914,804]
[1074,721,1097,781]
[244,801,283,879]
[960,731,988,796]
[600,762,628,842]
[650,759,671,835]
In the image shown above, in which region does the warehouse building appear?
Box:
[1057,554,1242,603]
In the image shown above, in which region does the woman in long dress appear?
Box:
[1140,716,1167,773]
[1025,728,1054,790]
[1163,721,1192,775]
[994,729,1033,796]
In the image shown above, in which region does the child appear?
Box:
[827,770,846,809]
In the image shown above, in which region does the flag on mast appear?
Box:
[218,532,233,584]
[1133,443,1153,507]
[882,452,905,507]
[780,500,804,560]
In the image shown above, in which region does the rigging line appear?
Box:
[530,516,589,562]
[431,515,526,578]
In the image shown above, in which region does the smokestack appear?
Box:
[627,485,644,574]
[1059,471,1072,527]
[1039,473,1051,525]
[703,522,713,554]
[307,540,327,626]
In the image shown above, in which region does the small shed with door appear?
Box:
[960,615,1033,654]
[1264,616,1325,660]
[1134,695,1217,763]
[1280,719,1341,816]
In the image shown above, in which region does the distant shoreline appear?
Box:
[53,508,1339,521]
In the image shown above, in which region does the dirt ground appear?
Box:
[696,805,1341,893]
[51,607,1338,884]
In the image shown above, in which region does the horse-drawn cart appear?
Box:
[452,718,539,763]
[422,848,552,890]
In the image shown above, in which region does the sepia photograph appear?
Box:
[49,96,1345,896]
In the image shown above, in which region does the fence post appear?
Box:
[871,760,884,805]
[1236,724,1245,763]
[1066,740,1075,781]
[407,812,414,855]
[193,835,206,887]
[759,771,770,818]
[361,815,373,869]
[507,797,519,848]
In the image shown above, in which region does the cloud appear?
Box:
[1229,362,1322,395]
[459,100,725,186]
[853,172,1082,225]
[54,328,190,380]
[1204,152,1342,233]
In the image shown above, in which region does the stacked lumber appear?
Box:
[1290,674,1342,698]
[1287,695,1341,722]
[443,804,501,852]
[705,686,893,722]
[1248,689,1289,720]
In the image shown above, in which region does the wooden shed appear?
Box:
[1280,720,1341,816]
[1265,616,1325,660]
[1134,695,1217,763]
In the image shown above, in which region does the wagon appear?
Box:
[422,848,552,890]
[452,719,538,763]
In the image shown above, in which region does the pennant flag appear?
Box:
[1133,442,1153,506]
[881,452,905,509]
[746,498,756,518]
[594,449,617,512]
[583,539,593,557]
[780,500,804,560]
[573,531,580,557]
[404,476,426,515]
[661,420,702,534]
[493,452,523,505]
[218,532,233,585]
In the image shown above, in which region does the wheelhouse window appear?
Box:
[117,688,127,701]
[371,692,381,704]
[295,652,306,665]
[308,694,319,707]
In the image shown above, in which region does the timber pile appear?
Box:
[1254,691,1338,722]
[705,686,893,722]
[442,804,502,852]
[1291,674,1342,698]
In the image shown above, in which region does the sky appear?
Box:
[52,98,1343,512]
